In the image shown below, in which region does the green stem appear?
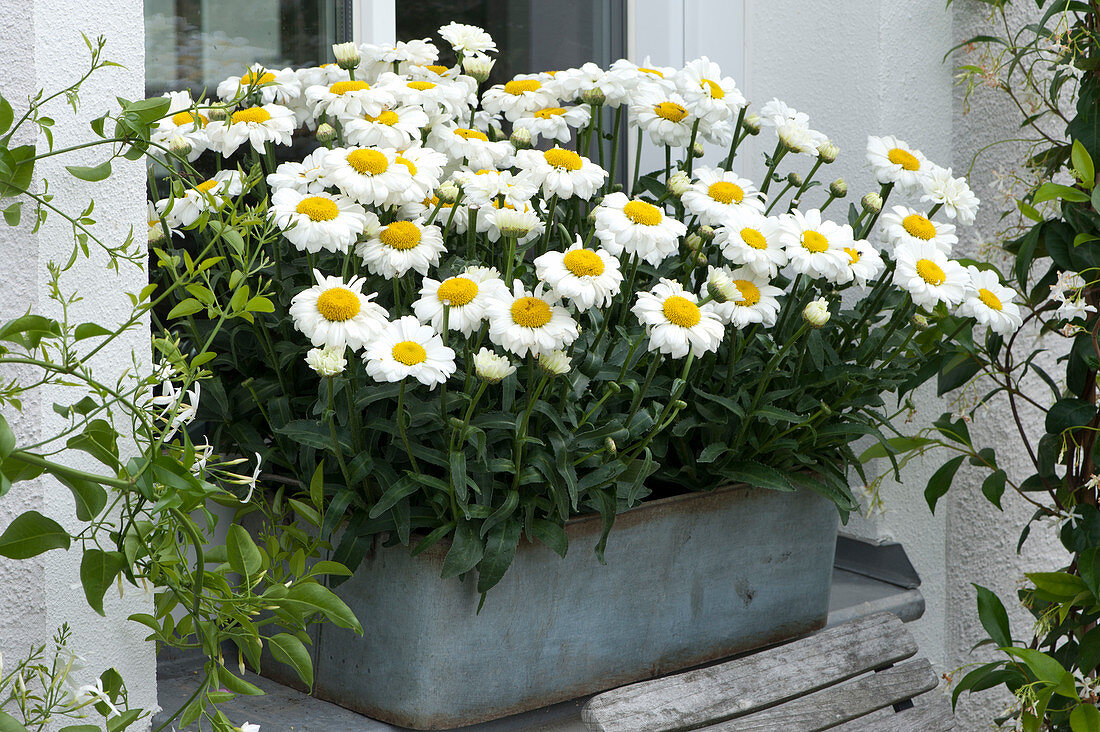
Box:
[631,128,644,195]
[397,381,420,473]
[758,143,788,196]
[724,107,747,169]
[685,119,701,176]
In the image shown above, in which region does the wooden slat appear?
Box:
[699,659,937,731]
[830,689,955,731]
[582,612,916,732]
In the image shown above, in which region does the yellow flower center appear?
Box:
[707,181,744,204]
[172,111,208,127]
[653,101,689,122]
[534,107,567,118]
[844,246,861,264]
[504,79,542,95]
[395,155,417,175]
[392,340,428,366]
[364,110,399,125]
[662,296,701,327]
[563,249,605,277]
[701,78,725,99]
[240,71,276,86]
[916,258,946,286]
[424,64,449,74]
[295,196,339,221]
[330,80,370,95]
[194,179,219,193]
[347,148,389,175]
[623,200,662,226]
[902,214,936,240]
[887,147,920,171]
[316,287,361,322]
[638,67,664,77]
[437,277,479,306]
[454,127,489,141]
[740,228,767,249]
[543,147,583,171]
[379,221,422,250]
[407,81,436,91]
[231,107,271,124]
[510,297,552,328]
[733,280,761,307]
[978,288,1003,311]
[801,231,829,253]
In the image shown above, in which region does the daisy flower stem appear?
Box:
[774,274,806,336]
[724,107,747,169]
[442,192,463,237]
[467,207,478,259]
[539,195,559,256]
[616,333,647,383]
[928,202,943,217]
[425,199,445,226]
[626,355,662,426]
[795,158,824,200]
[758,142,788,196]
[764,182,795,215]
[685,119,701,176]
[857,182,894,239]
[733,324,810,448]
[664,145,672,182]
[453,381,488,448]
[616,253,642,332]
[819,192,839,213]
[511,374,550,491]
[503,235,518,283]
[608,107,623,190]
[327,377,355,488]
[396,381,421,474]
[631,128,644,195]
[579,383,618,428]
[625,353,694,461]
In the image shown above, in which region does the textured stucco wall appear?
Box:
[0,0,156,725]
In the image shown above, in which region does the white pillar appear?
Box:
[0,0,157,724]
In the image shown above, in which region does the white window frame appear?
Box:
[353,0,396,44]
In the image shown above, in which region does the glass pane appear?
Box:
[144,0,346,98]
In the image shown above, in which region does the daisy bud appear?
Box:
[697,224,715,241]
[207,106,229,122]
[438,181,461,203]
[861,192,882,213]
[743,114,762,135]
[474,347,515,383]
[332,42,361,71]
[581,87,606,106]
[692,142,705,158]
[817,141,839,163]
[707,267,738,303]
[462,52,496,83]
[315,123,337,144]
[667,170,692,197]
[786,171,803,188]
[692,251,709,267]
[509,126,532,149]
[604,437,617,456]
[587,208,599,223]
[802,298,831,328]
[496,208,541,238]
[911,313,930,330]
[685,232,704,253]
[672,400,687,410]
[538,349,571,376]
[305,346,347,377]
[829,178,848,198]
[148,221,167,245]
[168,134,192,158]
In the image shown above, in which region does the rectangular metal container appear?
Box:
[309,484,838,729]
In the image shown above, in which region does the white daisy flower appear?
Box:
[594,192,687,266]
[675,57,746,123]
[205,104,296,157]
[513,147,607,201]
[681,167,764,225]
[880,205,958,254]
[151,91,210,162]
[156,170,245,228]
[534,239,624,311]
[413,266,508,336]
[385,75,473,119]
[544,62,630,106]
[364,315,456,388]
[340,105,429,149]
[486,281,580,358]
[481,74,556,121]
[919,165,980,225]
[359,39,439,78]
[957,266,1023,336]
[453,168,537,208]
[778,209,852,282]
[629,85,696,148]
[512,105,591,144]
[270,188,368,254]
[305,346,348,377]
[146,200,180,244]
[427,124,514,170]
[392,145,449,205]
[608,59,678,93]
[703,266,783,329]
[714,209,787,278]
[266,148,329,194]
[216,64,302,106]
[632,278,724,358]
[483,203,545,244]
[892,241,968,310]
[305,80,396,119]
[290,271,389,351]
[474,348,515,383]
[866,135,931,192]
[538,349,572,375]
[438,22,497,55]
[759,99,828,156]
[357,219,446,278]
[323,146,415,207]
[834,238,885,289]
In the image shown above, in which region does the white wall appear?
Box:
[0,0,157,725]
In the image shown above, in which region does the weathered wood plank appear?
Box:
[830,689,955,731]
[700,659,938,731]
[582,612,916,732]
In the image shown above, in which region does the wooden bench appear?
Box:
[581,611,953,731]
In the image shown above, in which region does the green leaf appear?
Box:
[0,313,61,348]
[529,518,568,558]
[216,666,264,696]
[368,474,418,518]
[718,460,794,492]
[1002,647,1069,686]
[246,296,274,313]
[226,524,262,578]
[0,510,70,559]
[56,472,107,521]
[59,726,103,732]
[166,298,203,320]
[65,160,112,182]
[0,413,14,460]
[981,470,1007,510]
[1028,571,1090,600]
[73,322,113,340]
[477,519,522,593]
[266,632,313,689]
[924,454,965,514]
[1071,703,1100,732]
[1081,546,1100,599]
[282,582,362,633]
[1078,626,1100,672]
[1073,139,1095,188]
[0,96,13,136]
[441,518,483,578]
[0,712,30,732]
[1017,199,1043,222]
[309,461,325,509]
[2,202,20,226]
[1046,398,1096,435]
[0,145,35,199]
[859,436,935,462]
[80,549,127,616]
[1034,182,1090,203]
[974,584,1011,647]
[66,419,119,470]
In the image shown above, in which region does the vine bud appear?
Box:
[667,170,692,197]
[829,178,848,198]
[817,141,839,163]
[861,192,882,213]
[509,126,532,149]
[802,298,831,328]
[315,122,337,144]
[581,87,606,106]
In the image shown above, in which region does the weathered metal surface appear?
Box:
[307,485,837,730]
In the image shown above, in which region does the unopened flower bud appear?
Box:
[462,53,496,83]
[692,251,708,267]
[861,192,882,213]
[817,141,838,163]
[802,298,831,328]
[829,178,847,198]
[168,134,192,158]
[707,266,737,303]
[684,232,704,253]
[911,313,929,330]
[315,122,337,144]
[509,126,532,149]
[604,437,617,456]
[538,349,571,376]
[667,170,691,197]
[587,208,598,223]
[692,142,705,159]
[743,114,762,135]
[449,417,465,430]
[438,180,460,203]
[496,208,540,238]
[786,171,803,188]
[581,87,606,106]
[697,224,715,242]
[672,399,687,410]
[305,346,346,377]
[474,347,515,383]
[332,42,361,71]
[207,106,229,122]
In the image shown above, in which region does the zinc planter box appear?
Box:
[308,483,837,729]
